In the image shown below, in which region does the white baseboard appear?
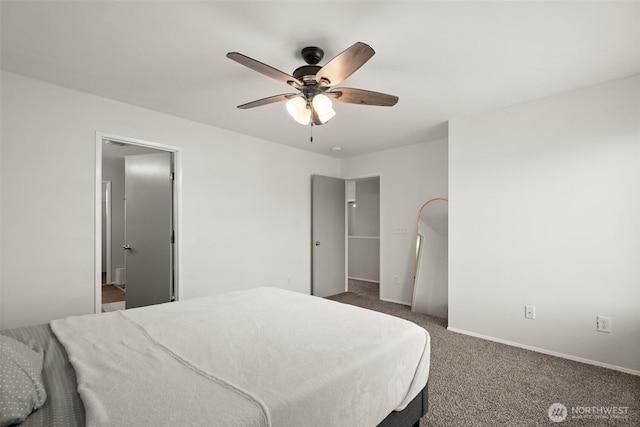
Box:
[447,327,640,376]
[348,277,380,284]
[380,296,410,306]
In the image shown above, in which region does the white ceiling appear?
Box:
[2,1,638,158]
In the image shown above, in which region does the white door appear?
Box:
[124,152,174,309]
[311,175,345,297]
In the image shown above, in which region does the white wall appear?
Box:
[341,139,449,304]
[348,178,380,237]
[347,238,379,282]
[100,182,108,271]
[0,71,339,329]
[449,75,640,373]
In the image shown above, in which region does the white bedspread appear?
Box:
[51,287,430,427]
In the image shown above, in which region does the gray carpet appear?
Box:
[329,282,639,426]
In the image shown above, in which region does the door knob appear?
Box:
[315,241,321,246]
[123,244,132,250]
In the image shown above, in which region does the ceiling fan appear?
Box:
[226,42,398,126]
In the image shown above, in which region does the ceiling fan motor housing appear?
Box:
[293,65,322,83]
[292,46,331,87]
[301,46,324,64]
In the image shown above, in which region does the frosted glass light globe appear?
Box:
[312,94,333,115]
[286,96,306,118]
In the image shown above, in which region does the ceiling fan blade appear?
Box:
[227,52,304,89]
[329,87,398,106]
[237,93,298,109]
[315,42,375,87]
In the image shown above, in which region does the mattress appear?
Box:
[4,287,430,426]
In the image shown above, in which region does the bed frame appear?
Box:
[378,382,428,427]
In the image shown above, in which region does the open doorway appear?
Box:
[95,133,180,314]
[346,176,380,299]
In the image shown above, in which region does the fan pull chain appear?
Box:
[310,122,314,143]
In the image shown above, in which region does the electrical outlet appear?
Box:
[597,316,612,333]
[525,305,535,320]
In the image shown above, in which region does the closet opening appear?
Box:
[346,176,380,299]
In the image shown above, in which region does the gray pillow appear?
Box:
[0,335,47,426]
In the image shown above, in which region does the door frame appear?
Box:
[343,173,382,295]
[94,131,182,314]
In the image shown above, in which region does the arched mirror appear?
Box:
[411,198,448,318]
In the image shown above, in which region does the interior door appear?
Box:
[311,175,346,297]
[124,152,173,309]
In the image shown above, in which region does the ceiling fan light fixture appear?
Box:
[295,107,311,125]
[312,93,333,115]
[286,96,305,117]
[317,107,336,124]
[286,96,311,125]
[228,42,397,133]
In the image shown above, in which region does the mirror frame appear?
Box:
[410,197,448,311]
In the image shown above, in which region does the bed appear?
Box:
[1,287,430,426]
